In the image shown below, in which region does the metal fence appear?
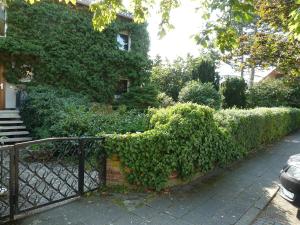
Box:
[0,137,106,223]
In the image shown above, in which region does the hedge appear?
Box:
[104,104,300,190]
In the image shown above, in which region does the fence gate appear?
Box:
[0,137,106,223]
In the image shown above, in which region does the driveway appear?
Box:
[13,131,300,225]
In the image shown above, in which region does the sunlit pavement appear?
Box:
[253,193,300,225]
[13,131,300,225]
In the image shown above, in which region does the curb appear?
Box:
[234,185,280,225]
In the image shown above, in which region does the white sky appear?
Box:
[124,0,271,82]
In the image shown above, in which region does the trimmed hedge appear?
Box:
[104,104,300,190]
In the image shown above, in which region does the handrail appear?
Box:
[0,137,105,149]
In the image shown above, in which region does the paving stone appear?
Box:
[235,207,261,225]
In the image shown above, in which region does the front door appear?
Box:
[0,64,5,109]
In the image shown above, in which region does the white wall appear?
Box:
[5,82,16,109]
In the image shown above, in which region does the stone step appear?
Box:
[0,131,30,136]
[0,126,26,130]
[0,110,19,114]
[0,137,32,143]
[0,114,21,119]
[0,120,23,124]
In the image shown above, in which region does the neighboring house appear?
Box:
[0,0,150,109]
[260,69,285,82]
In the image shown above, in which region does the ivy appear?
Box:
[105,104,300,190]
[0,0,151,103]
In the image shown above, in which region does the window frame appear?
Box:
[117,31,131,51]
[0,4,7,38]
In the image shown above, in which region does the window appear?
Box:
[117,33,131,51]
[115,79,129,95]
[0,4,6,37]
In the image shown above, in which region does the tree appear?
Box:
[191,57,220,90]
[199,0,300,78]
[151,56,192,101]
[221,77,247,109]
[151,55,220,100]
[9,1,299,41]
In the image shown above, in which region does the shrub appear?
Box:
[178,81,222,109]
[157,92,175,108]
[21,85,149,138]
[104,104,300,190]
[286,77,300,108]
[117,84,159,110]
[247,79,290,108]
[221,77,247,108]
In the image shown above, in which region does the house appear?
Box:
[0,0,150,143]
[0,0,150,110]
[260,69,285,82]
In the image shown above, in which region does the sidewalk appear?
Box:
[14,131,300,225]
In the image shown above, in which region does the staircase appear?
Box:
[0,110,32,145]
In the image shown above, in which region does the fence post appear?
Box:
[78,140,85,196]
[9,145,18,220]
[98,138,107,187]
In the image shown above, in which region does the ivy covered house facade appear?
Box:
[0,0,151,110]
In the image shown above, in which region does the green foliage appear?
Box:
[191,58,220,90]
[221,77,247,108]
[201,0,300,77]
[21,85,149,138]
[156,92,175,108]
[178,81,222,109]
[285,77,300,108]
[151,55,220,101]
[117,84,159,110]
[105,103,300,190]
[215,107,300,153]
[151,56,193,101]
[1,0,151,103]
[247,79,293,108]
[104,103,236,190]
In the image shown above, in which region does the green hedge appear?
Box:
[104,104,300,190]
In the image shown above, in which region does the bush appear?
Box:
[117,84,159,110]
[221,77,247,108]
[157,92,175,108]
[178,81,222,109]
[247,79,290,108]
[104,103,300,190]
[286,77,300,108]
[21,85,149,138]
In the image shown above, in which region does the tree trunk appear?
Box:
[250,65,255,87]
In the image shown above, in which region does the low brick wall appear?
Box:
[105,155,204,188]
[106,155,126,186]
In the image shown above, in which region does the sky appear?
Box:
[124,0,271,82]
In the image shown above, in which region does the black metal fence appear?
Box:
[0,137,106,223]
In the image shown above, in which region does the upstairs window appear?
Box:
[0,4,6,37]
[117,32,131,51]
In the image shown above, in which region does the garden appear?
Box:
[3,0,300,192]
[19,56,300,190]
